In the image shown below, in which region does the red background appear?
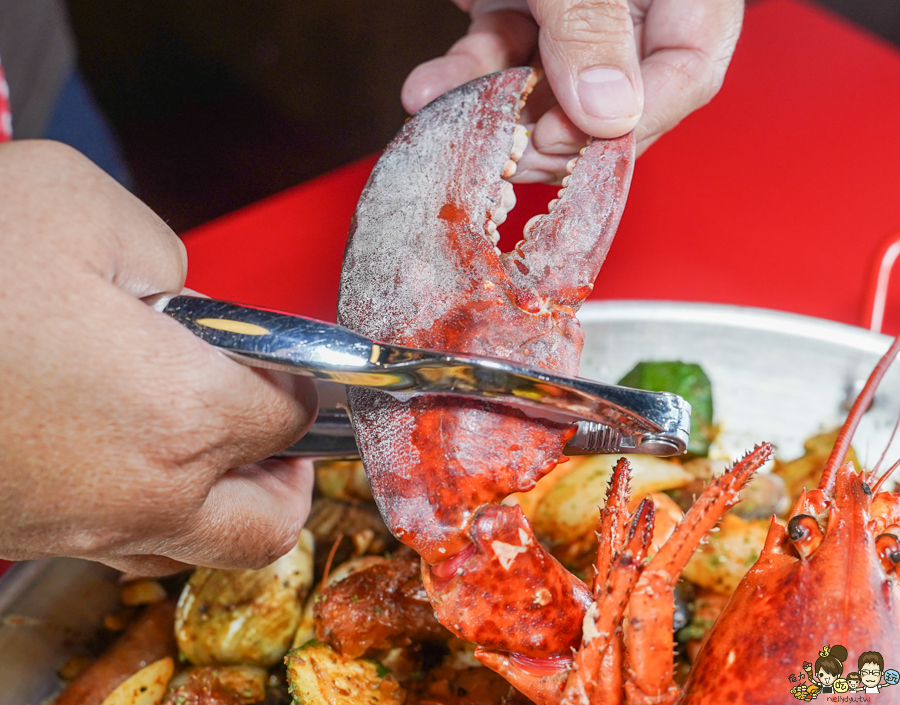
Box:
[180,0,900,333]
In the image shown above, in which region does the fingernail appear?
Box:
[577,67,640,120]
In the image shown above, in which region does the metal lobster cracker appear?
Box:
[156,295,692,458]
[335,66,900,705]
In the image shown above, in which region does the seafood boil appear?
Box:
[336,66,900,704]
[39,69,900,704]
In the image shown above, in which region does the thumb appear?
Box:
[529,0,643,138]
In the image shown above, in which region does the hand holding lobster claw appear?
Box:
[337,66,774,704]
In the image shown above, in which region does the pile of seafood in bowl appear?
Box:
[29,67,900,704]
[49,349,900,704]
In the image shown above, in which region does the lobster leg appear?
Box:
[559,458,638,705]
[561,495,655,705]
[592,458,636,592]
[473,460,653,705]
[573,458,634,705]
[623,444,773,705]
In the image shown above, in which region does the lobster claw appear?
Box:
[338,67,636,563]
[337,67,638,702]
[338,67,634,370]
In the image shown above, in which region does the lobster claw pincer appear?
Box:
[339,67,634,373]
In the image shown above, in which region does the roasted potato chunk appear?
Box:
[100,657,173,705]
[176,530,314,667]
[682,514,770,594]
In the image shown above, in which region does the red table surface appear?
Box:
[181,0,900,334]
[2,0,899,582]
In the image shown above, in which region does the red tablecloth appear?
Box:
[3,0,900,583]
[181,0,900,333]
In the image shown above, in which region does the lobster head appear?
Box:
[337,68,635,563]
[683,357,900,704]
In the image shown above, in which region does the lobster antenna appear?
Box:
[821,334,900,492]
[868,406,900,482]
[872,455,900,494]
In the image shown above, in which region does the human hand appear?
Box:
[403,0,743,182]
[0,140,317,575]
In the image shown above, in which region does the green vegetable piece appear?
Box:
[286,643,405,705]
[618,361,715,456]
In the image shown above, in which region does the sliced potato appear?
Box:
[531,454,692,566]
[100,657,173,705]
[120,580,168,606]
[286,642,405,705]
[176,529,315,667]
[682,514,770,594]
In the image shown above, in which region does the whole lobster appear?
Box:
[337,67,900,704]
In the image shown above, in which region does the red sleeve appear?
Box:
[0,55,11,142]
